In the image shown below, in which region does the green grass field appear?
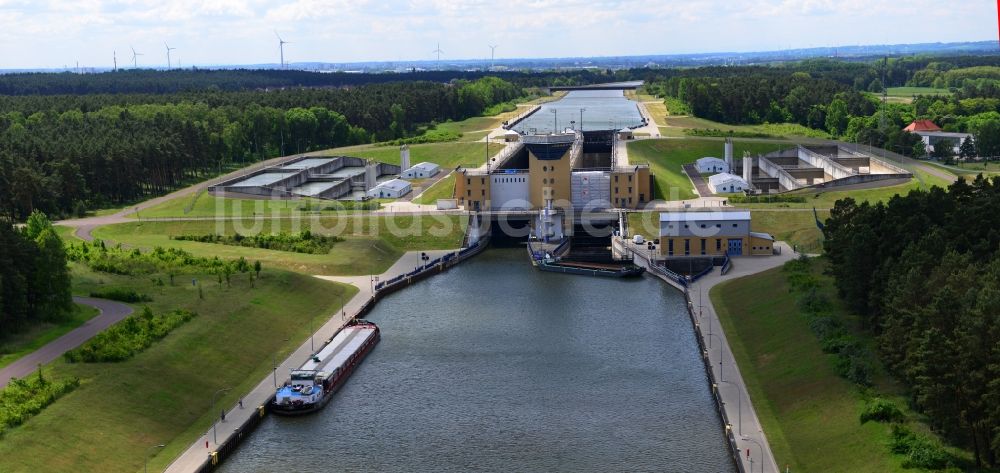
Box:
[627,209,826,253]
[136,193,336,219]
[711,262,927,472]
[886,87,952,97]
[661,116,831,139]
[0,304,99,370]
[316,139,499,169]
[927,160,1000,176]
[92,216,466,275]
[627,139,790,200]
[0,263,355,473]
[412,172,456,205]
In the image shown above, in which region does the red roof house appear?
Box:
[903,120,942,132]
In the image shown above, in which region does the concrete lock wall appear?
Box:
[797,146,855,179]
[758,157,802,191]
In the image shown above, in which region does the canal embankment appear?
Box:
[624,236,790,473]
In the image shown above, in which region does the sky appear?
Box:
[0,0,996,69]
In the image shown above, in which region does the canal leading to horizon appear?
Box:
[218,248,734,472]
[513,90,645,134]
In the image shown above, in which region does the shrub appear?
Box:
[89,288,152,303]
[172,231,343,254]
[0,375,79,430]
[797,288,830,314]
[64,307,196,363]
[808,315,840,339]
[889,425,953,470]
[860,397,905,424]
[786,272,820,292]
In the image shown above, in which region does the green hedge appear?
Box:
[172,230,343,254]
[89,288,152,303]
[64,307,196,363]
[0,374,79,435]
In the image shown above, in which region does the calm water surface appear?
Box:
[513,90,645,133]
[219,248,733,472]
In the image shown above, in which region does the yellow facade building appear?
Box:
[658,211,774,257]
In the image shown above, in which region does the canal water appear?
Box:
[513,90,645,134]
[219,248,733,472]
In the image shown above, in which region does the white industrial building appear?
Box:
[696,157,729,174]
[914,131,972,155]
[366,179,412,199]
[707,173,749,194]
[401,162,441,179]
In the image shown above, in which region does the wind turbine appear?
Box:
[489,44,498,71]
[164,42,176,69]
[432,42,443,67]
[275,31,290,69]
[130,46,143,69]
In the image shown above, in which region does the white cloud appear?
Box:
[0,0,994,68]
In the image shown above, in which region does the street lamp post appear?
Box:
[145,444,165,473]
[579,108,586,132]
[706,332,724,382]
[719,379,742,436]
[550,109,558,133]
[211,387,231,445]
[742,435,764,473]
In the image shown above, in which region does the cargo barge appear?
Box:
[271,320,380,416]
[534,258,645,278]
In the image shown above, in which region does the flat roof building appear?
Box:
[696,157,729,174]
[366,178,412,199]
[659,211,773,257]
[707,173,749,194]
[401,162,441,179]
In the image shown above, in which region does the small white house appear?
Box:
[696,157,729,174]
[401,162,440,179]
[366,179,412,199]
[707,173,749,194]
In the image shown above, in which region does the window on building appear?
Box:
[628,175,633,182]
[732,223,738,228]
[615,187,619,194]
[551,178,555,184]
[716,239,721,251]
[614,175,619,182]
[481,178,485,184]
[668,239,674,255]
[481,189,485,196]
[700,224,706,228]
[700,239,706,255]
[466,178,471,185]
[628,187,632,193]
[684,239,690,255]
[467,190,471,197]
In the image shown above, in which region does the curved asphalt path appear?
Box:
[0,296,134,388]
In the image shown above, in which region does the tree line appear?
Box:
[0,77,521,220]
[644,55,1000,160]
[0,212,72,338]
[822,176,1000,467]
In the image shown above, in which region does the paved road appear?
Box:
[0,297,134,388]
[623,239,791,473]
[683,164,714,197]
